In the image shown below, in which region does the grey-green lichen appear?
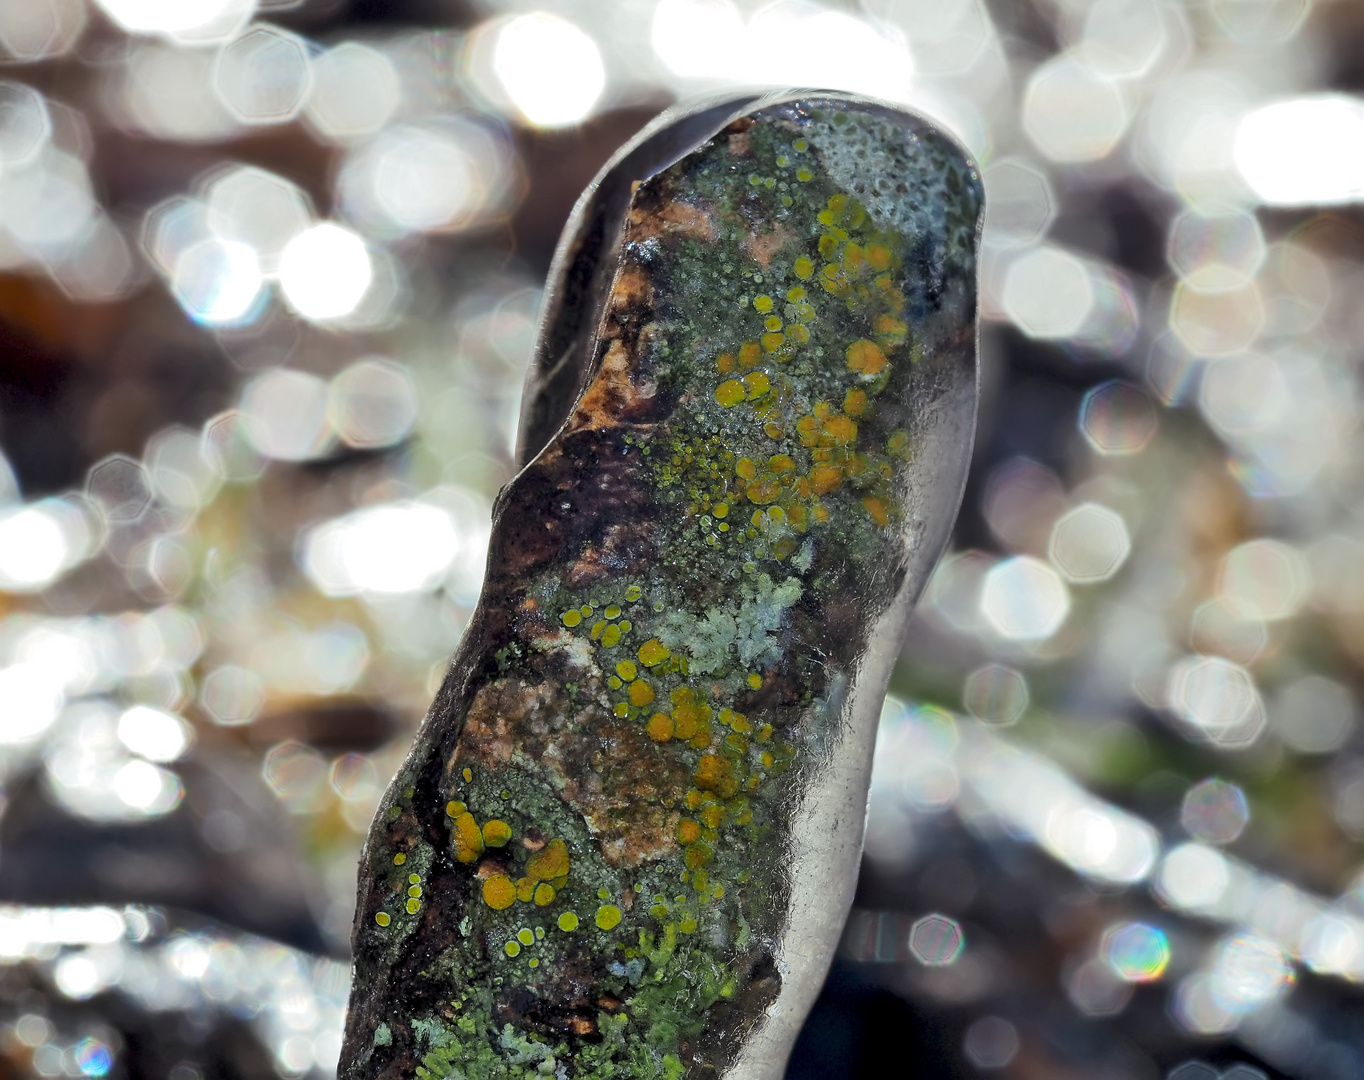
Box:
[342,98,981,1080]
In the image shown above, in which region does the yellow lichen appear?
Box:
[375,911,391,926]
[482,819,512,848]
[595,905,623,930]
[558,911,579,932]
[846,339,888,375]
[616,660,637,681]
[526,838,569,882]
[393,853,406,866]
[760,331,785,352]
[453,812,484,863]
[753,295,773,313]
[677,818,702,846]
[862,496,890,527]
[743,371,770,399]
[638,639,670,667]
[533,882,556,906]
[821,414,857,446]
[629,680,656,707]
[694,754,740,799]
[738,341,762,367]
[406,898,420,914]
[516,877,536,902]
[562,609,582,627]
[504,940,520,957]
[483,873,516,910]
[745,476,781,505]
[809,464,843,495]
[873,313,907,349]
[647,713,674,742]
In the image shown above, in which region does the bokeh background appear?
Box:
[0,0,1362,1077]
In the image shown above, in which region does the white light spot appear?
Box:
[0,664,64,745]
[1218,538,1305,622]
[0,0,87,62]
[303,501,460,597]
[204,165,313,275]
[1209,933,1293,1013]
[1156,842,1231,912]
[1023,57,1130,164]
[53,953,102,999]
[980,555,1070,640]
[0,81,51,170]
[1048,503,1131,584]
[745,4,914,104]
[1166,655,1265,747]
[1001,245,1094,339]
[214,24,311,125]
[305,42,401,141]
[171,238,263,326]
[329,358,418,449]
[277,222,373,322]
[1235,95,1364,206]
[651,0,745,79]
[200,664,264,726]
[493,13,605,128]
[112,758,183,815]
[0,504,69,590]
[239,368,332,462]
[93,0,253,38]
[117,705,191,762]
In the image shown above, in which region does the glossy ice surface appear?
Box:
[340,93,982,1080]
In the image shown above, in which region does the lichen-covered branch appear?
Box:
[339,94,982,1080]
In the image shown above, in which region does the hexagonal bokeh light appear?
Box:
[492,13,605,129]
[1078,380,1159,456]
[1180,777,1249,845]
[909,913,965,967]
[981,555,1071,641]
[214,25,310,125]
[962,663,1029,725]
[1049,503,1131,584]
[1103,921,1171,982]
[1023,57,1130,163]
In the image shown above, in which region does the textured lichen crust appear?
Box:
[340,97,981,1080]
